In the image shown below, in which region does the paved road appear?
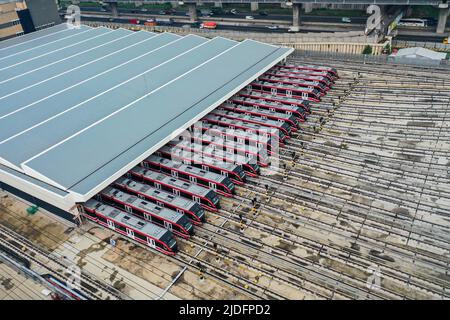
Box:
[71,6,369,24]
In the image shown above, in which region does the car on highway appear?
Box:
[444,37,449,44]
[341,17,352,23]
[230,9,237,15]
[201,9,213,17]
[245,16,254,20]
[141,8,148,12]
[259,11,268,16]
[266,25,279,30]
[159,9,175,15]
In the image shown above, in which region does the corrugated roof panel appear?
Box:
[0,23,71,50]
[0,24,90,55]
[0,31,158,119]
[23,39,291,192]
[0,34,218,166]
[0,32,173,120]
[0,28,133,85]
[0,26,293,208]
[0,27,108,69]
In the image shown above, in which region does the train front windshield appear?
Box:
[194,204,206,221]
[234,166,246,180]
[312,89,321,99]
[223,177,235,192]
[281,122,291,134]
[179,215,194,233]
[206,190,220,206]
[160,232,177,249]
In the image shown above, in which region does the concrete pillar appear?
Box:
[109,2,118,18]
[304,3,313,13]
[436,5,449,34]
[214,2,222,8]
[171,2,179,8]
[188,3,197,23]
[250,2,259,12]
[291,3,302,32]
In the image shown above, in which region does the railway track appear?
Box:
[210,198,448,299]
[0,224,124,300]
[235,177,449,295]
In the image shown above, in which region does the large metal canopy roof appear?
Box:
[0,23,293,212]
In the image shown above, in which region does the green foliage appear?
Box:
[362,45,373,55]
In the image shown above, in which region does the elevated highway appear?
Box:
[69,0,449,34]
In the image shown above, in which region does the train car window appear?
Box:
[134,231,146,241]
[115,223,126,232]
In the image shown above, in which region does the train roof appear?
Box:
[221,103,298,120]
[254,81,316,93]
[115,177,200,210]
[147,155,230,184]
[232,96,306,112]
[0,23,292,211]
[83,199,170,240]
[170,140,256,166]
[280,63,337,73]
[194,131,263,153]
[203,113,284,133]
[101,187,186,223]
[194,121,272,143]
[269,70,329,81]
[159,145,242,171]
[263,74,326,84]
[240,90,311,106]
[131,167,213,197]
[275,67,331,77]
[211,109,291,129]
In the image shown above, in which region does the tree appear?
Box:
[362,45,373,55]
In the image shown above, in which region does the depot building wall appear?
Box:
[0,180,79,226]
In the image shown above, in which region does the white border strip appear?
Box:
[0,34,205,145]
[0,28,108,70]
[0,29,134,88]
[0,23,73,51]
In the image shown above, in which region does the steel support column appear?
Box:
[188,3,197,22]
[437,5,449,34]
[291,3,302,32]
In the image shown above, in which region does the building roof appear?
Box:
[394,47,447,61]
[0,24,293,211]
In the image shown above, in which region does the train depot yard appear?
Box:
[0,23,450,301]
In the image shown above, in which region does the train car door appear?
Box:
[271,87,277,95]
[193,196,201,203]
[202,165,209,171]
[124,205,132,213]
[302,92,308,99]
[164,221,173,231]
[172,170,178,178]
[190,176,197,184]
[137,193,145,199]
[286,90,293,97]
[209,182,217,190]
[107,220,115,230]
[174,189,180,196]
[143,213,151,221]
[154,182,161,189]
[126,228,135,239]
[147,238,156,248]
